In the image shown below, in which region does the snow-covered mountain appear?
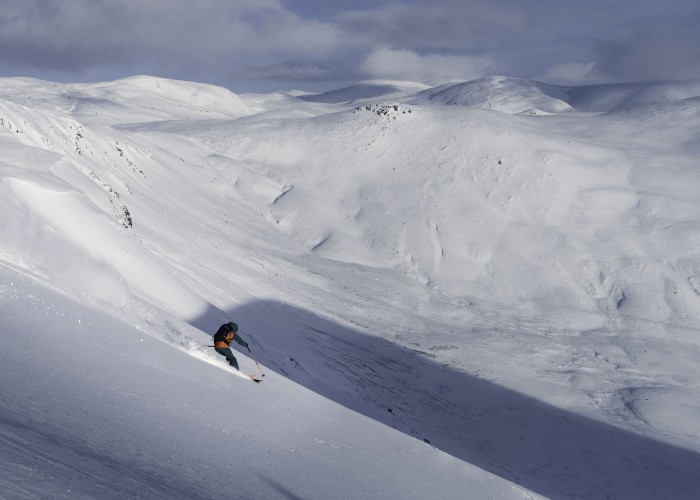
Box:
[299,79,430,103]
[409,75,700,114]
[409,76,574,113]
[2,74,700,498]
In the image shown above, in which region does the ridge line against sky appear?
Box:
[1,0,699,93]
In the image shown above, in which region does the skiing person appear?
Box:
[213,322,249,370]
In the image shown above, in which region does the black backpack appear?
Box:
[213,323,232,345]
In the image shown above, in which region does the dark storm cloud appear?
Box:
[0,1,134,69]
[0,0,341,83]
[589,13,700,82]
[0,0,698,89]
[336,2,525,51]
[329,0,700,83]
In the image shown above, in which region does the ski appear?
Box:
[248,374,263,383]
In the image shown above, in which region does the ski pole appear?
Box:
[247,346,265,378]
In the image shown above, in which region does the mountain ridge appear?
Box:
[1,74,699,498]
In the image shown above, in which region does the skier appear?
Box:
[213,322,249,370]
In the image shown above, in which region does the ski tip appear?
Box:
[248,375,263,383]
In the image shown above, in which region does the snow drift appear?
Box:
[1,74,700,498]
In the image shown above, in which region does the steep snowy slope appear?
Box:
[1,264,537,499]
[2,75,700,498]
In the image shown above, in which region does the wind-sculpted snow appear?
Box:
[1,75,700,498]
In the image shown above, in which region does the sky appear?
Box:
[1,0,699,93]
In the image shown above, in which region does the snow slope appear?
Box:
[2,264,534,499]
[2,75,700,498]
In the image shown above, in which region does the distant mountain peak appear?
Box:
[409,76,573,114]
[299,80,430,104]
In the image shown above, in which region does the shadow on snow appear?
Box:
[192,300,700,499]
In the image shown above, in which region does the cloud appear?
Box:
[337,2,526,51]
[244,60,352,82]
[544,62,596,84]
[0,0,507,85]
[588,12,700,82]
[0,0,341,78]
[360,47,495,84]
[1,0,698,88]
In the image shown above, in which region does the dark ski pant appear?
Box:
[215,347,239,370]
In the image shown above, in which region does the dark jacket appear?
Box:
[213,323,248,349]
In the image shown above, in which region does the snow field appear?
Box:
[1,74,700,498]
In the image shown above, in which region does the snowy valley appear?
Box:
[2,74,700,499]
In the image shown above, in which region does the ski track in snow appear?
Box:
[2,75,700,499]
